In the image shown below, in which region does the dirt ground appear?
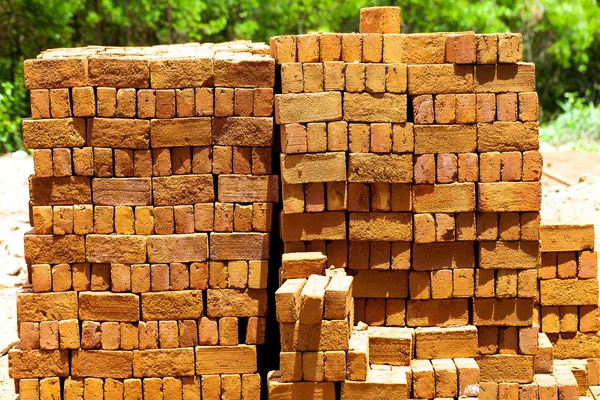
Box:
[0,152,33,398]
[0,148,599,397]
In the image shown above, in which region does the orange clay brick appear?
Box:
[342,33,362,62]
[194,203,214,232]
[345,63,365,93]
[437,153,458,183]
[348,183,370,212]
[328,121,348,151]
[413,95,434,124]
[52,263,72,292]
[446,33,476,64]
[281,63,303,93]
[195,87,214,116]
[214,203,234,232]
[497,93,518,122]
[476,34,498,64]
[174,205,195,234]
[49,88,71,118]
[522,150,543,181]
[33,149,52,178]
[137,89,156,118]
[479,152,501,182]
[303,63,324,93]
[307,122,327,153]
[52,148,71,177]
[215,88,234,117]
[452,215,475,244]
[363,65,385,95]
[171,147,192,175]
[72,263,91,291]
[457,153,478,182]
[362,33,383,63]
[176,88,195,117]
[456,93,476,124]
[557,252,577,279]
[578,251,598,279]
[498,212,520,241]
[435,213,455,242]
[305,183,325,213]
[114,149,134,177]
[212,146,232,174]
[72,87,95,117]
[53,205,74,235]
[297,34,320,62]
[154,206,174,235]
[133,149,152,177]
[324,61,345,91]
[414,154,435,184]
[477,212,498,241]
[580,306,599,332]
[476,93,496,123]
[271,35,296,63]
[232,147,251,174]
[254,88,273,117]
[251,147,272,175]
[117,88,136,118]
[434,94,456,124]
[501,151,523,181]
[94,147,113,177]
[382,34,403,63]
[370,123,391,153]
[371,183,391,212]
[498,33,523,63]
[475,269,495,298]
[519,92,539,122]
[30,89,50,119]
[386,63,407,94]
[349,123,370,153]
[97,87,117,117]
[414,213,435,244]
[155,89,175,118]
[32,206,52,235]
[320,33,342,61]
[191,146,212,174]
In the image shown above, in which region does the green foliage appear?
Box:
[0,80,26,153]
[540,93,600,151]
[0,0,598,151]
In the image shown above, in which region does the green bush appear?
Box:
[540,93,600,151]
[0,80,26,152]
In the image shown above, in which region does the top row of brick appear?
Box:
[24,41,274,90]
[270,31,522,66]
[271,7,521,65]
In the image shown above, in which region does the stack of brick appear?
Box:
[10,41,277,399]
[269,255,354,397]
[538,224,600,397]
[12,5,600,400]
[270,5,544,399]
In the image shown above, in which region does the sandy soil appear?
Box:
[0,148,598,398]
[541,149,600,250]
[0,152,31,398]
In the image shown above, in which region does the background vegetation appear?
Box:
[1,0,598,151]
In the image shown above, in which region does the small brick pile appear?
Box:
[537,224,600,397]
[11,41,277,399]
